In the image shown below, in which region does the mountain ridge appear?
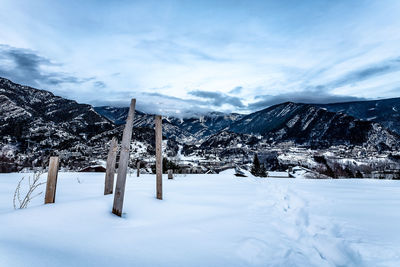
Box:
[1,76,400,173]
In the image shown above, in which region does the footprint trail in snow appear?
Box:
[236,181,362,266]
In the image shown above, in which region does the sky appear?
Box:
[0,0,400,117]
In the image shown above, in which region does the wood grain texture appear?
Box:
[104,137,118,195]
[45,156,59,204]
[155,115,163,200]
[112,99,136,216]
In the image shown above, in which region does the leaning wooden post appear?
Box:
[168,169,173,179]
[112,99,136,216]
[136,161,140,177]
[104,137,118,195]
[155,115,163,200]
[45,156,59,204]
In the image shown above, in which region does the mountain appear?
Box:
[0,77,115,171]
[228,102,399,149]
[96,100,400,150]
[175,112,244,141]
[1,76,400,174]
[95,106,244,143]
[96,98,400,148]
[317,98,400,135]
[93,106,131,125]
[0,77,114,137]
[0,77,175,172]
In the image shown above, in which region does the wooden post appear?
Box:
[155,115,163,200]
[137,161,140,177]
[112,99,136,216]
[104,137,118,195]
[168,169,173,179]
[45,156,59,204]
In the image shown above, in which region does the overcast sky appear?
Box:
[1,0,400,116]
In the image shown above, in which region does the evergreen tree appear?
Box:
[355,170,363,178]
[162,157,181,173]
[251,154,261,176]
[259,164,268,177]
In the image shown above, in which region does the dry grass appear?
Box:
[13,170,46,209]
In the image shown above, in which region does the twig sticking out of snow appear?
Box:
[13,170,45,209]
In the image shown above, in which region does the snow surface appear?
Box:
[1,171,400,266]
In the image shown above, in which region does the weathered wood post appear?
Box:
[112,99,136,216]
[168,169,173,179]
[137,161,140,177]
[155,115,163,200]
[45,156,59,204]
[104,137,118,195]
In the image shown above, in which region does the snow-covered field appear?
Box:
[1,170,400,266]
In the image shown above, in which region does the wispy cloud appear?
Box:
[0,0,399,115]
[93,81,106,88]
[188,90,245,108]
[0,45,104,90]
[135,39,228,63]
[248,91,366,110]
[229,86,243,94]
[326,57,400,89]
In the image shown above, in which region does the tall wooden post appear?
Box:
[112,99,136,216]
[137,161,140,177]
[45,156,59,204]
[104,137,118,195]
[155,115,163,200]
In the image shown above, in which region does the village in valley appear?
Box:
[1,0,400,266]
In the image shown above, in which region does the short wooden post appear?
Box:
[168,169,173,179]
[104,137,118,195]
[155,115,163,200]
[137,161,140,177]
[45,156,59,204]
[112,99,136,216]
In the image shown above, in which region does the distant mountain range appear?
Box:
[228,102,399,149]
[94,106,244,142]
[318,98,400,135]
[0,77,161,171]
[0,77,114,150]
[1,76,400,172]
[95,98,400,149]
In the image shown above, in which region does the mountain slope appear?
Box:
[229,102,399,149]
[95,106,244,143]
[1,76,400,173]
[0,78,114,138]
[96,100,400,150]
[317,97,400,135]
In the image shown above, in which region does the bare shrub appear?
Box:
[13,170,45,209]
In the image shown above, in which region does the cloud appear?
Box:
[1,0,400,117]
[244,57,400,111]
[324,57,400,89]
[134,39,227,63]
[188,90,245,108]
[93,81,106,88]
[0,44,103,88]
[229,86,243,94]
[90,91,213,118]
[248,91,366,110]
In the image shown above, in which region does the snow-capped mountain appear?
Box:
[95,106,244,143]
[228,102,399,149]
[0,77,113,137]
[1,76,400,173]
[0,77,173,172]
[96,100,400,151]
[317,97,400,135]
